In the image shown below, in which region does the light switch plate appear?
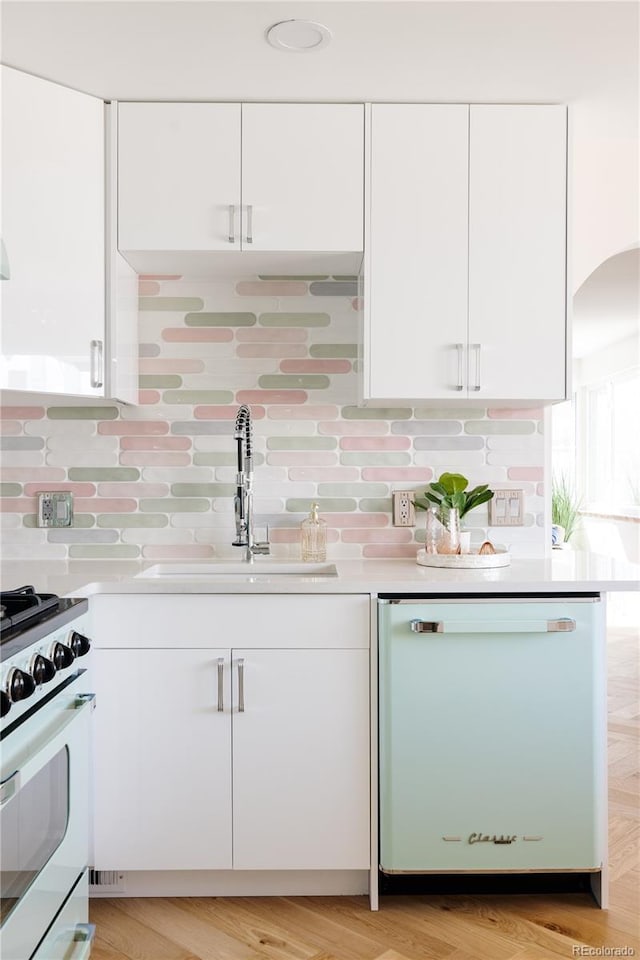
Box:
[489,489,524,526]
[37,491,74,528]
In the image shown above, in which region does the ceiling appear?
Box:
[1,1,637,104]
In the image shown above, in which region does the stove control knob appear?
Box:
[1,690,11,717]
[31,653,56,685]
[6,667,37,702]
[51,641,75,671]
[69,631,91,658]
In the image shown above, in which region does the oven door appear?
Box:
[0,673,94,960]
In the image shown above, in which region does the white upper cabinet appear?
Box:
[362,102,568,406]
[1,68,137,402]
[117,102,364,275]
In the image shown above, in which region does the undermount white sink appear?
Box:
[137,561,338,579]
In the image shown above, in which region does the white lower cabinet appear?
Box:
[90,595,370,873]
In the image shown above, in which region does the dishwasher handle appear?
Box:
[410,618,576,634]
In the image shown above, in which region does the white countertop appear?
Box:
[1,552,638,598]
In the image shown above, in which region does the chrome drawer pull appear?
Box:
[237,658,245,712]
[410,620,443,633]
[411,618,576,634]
[90,339,104,389]
[216,658,224,711]
[455,343,464,391]
[546,619,576,632]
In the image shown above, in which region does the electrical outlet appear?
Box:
[392,490,416,527]
[37,491,74,528]
[489,489,524,526]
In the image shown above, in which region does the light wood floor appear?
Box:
[90,627,639,960]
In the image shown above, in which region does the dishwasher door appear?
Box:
[378,597,605,874]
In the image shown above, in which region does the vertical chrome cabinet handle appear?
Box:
[455,343,464,391]
[245,205,253,244]
[90,339,104,389]
[471,343,481,392]
[216,658,224,711]
[228,205,235,244]
[237,658,245,712]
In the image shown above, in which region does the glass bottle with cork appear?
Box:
[301,502,327,562]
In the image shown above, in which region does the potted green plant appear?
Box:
[551,474,582,545]
[415,472,495,520]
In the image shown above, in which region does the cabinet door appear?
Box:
[232,648,370,870]
[92,648,232,871]
[0,67,105,396]
[241,104,364,252]
[468,105,567,401]
[364,104,469,403]
[118,102,241,251]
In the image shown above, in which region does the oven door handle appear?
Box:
[1,692,95,802]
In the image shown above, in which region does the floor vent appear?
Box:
[89,869,125,892]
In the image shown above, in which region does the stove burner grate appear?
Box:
[0,585,61,637]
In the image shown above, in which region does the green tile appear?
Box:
[340,452,411,466]
[258,375,330,390]
[258,275,328,281]
[286,498,356,513]
[69,545,141,559]
[139,297,204,311]
[267,437,337,451]
[259,313,330,327]
[47,406,118,420]
[185,312,256,327]
[140,498,210,512]
[309,281,357,296]
[465,421,536,435]
[193,452,265,467]
[0,483,22,496]
[139,375,183,389]
[68,468,140,481]
[318,482,388,498]
[332,275,358,281]
[171,483,236,497]
[162,390,234,405]
[341,405,411,420]
[359,498,392,512]
[24,513,95,528]
[310,344,358,359]
[97,514,169,528]
[414,407,486,420]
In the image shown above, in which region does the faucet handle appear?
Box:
[252,524,270,556]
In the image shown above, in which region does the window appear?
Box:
[582,369,640,514]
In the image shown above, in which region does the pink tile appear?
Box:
[75,498,137,512]
[537,483,545,496]
[119,452,191,467]
[268,405,339,420]
[0,498,35,512]
[142,545,215,559]
[162,328,233,342]
[341,437,411,450]
[194,405,265,420]
[362,468,433,482]
[236,390,307,405]
[139,280,160,296]
[280,359,351,374]
[139,359,205,374]
[321,513,389,528]
[342,529,414,543]
[488,408,544,420]
[318,421,389,436]
[288,467,360,482]
[97,483,169,497]
[351,297,363,311]
[363,544,419,558]
[0,406,45,419]
[139,274,182,280]
[507,467,544,481]
[237,344,307,358]
[98,421,170,436]
[236,281,307,296]
[120,437,192,451]
[0,421,22,435]
[236,328,308,343]
[267,453,338,467]
[24,482,96,497]
[138,390,162,405]
[0,467,65,481]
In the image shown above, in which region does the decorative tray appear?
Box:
[416,548,511,569]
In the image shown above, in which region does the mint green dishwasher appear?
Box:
[378,597,606,877]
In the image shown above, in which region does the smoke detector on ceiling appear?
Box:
[266,20,332,53]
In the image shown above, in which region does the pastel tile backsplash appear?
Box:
[0,277,545,560]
